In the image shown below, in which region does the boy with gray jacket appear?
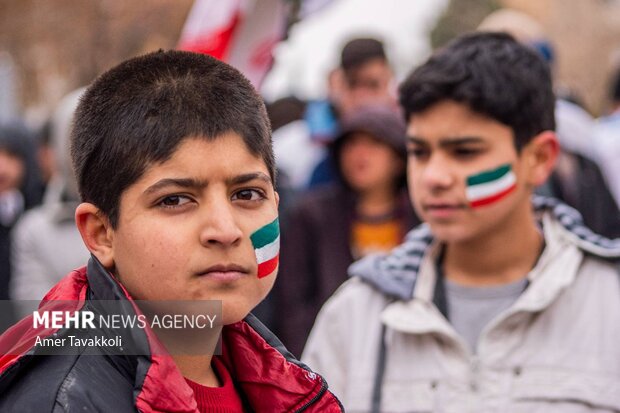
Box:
[303,32,620,412]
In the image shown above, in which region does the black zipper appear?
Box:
[294,377,329,413]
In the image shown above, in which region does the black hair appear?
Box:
[71,50,273,228]
[340,38,387,72]
[399,32,555,150]
[340,37,389,86]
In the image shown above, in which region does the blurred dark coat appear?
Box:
[539,150,620,238]
[274,185,420,357]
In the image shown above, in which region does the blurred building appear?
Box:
[0,0,193,124]
[1,0,620,119]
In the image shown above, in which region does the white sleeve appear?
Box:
[10,214,52,316]
[301,285,354,402]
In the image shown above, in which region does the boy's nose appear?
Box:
[421,155,455,190]
[199,204,243,247]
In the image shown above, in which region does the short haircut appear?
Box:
[340,38,387,73]
[71,50,273,228]
[399,32,555,150]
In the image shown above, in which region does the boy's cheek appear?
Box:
[260,271,277,295]
[257,271,278,307]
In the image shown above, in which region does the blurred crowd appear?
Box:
[0,7,619,362]
[0,88,90,330]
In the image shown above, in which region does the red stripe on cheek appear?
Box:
[257,254,279,279]
[470,184,517,208]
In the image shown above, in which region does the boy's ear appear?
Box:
[521,131,559,187]
[75,203,115,269]
[274,191,280,209]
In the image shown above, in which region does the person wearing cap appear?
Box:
[274,104,420,357]
[273,37,397,192]
[306,37,398,189]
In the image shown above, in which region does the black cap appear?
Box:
[334,104,406,157]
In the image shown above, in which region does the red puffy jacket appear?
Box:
[0,258,344,412]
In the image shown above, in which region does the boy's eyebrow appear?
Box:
[144,172,272,195]
[440,136,485,147]
[407,135,485,147]
[144,178,208,194]
[226,172,272,186]
[407,136,428,145]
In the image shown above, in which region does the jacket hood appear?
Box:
[332,104,407,156]
[350,196,620,301]
[330,104,408,189]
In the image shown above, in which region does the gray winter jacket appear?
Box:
[303,197,620,412]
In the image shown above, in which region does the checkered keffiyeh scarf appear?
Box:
[349,196,620,301]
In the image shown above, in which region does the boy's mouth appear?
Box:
[423,202,466,218]
[197,264,250,282]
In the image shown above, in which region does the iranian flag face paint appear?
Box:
[250,217,280,278]
[466,164,517,208]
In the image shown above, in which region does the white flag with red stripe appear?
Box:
[178,0,287,88]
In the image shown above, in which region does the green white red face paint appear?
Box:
[250,217,280,278]
[466,163,517,208]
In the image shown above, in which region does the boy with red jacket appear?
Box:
[0,50,343,412]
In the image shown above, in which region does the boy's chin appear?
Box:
[428,225,477,245]
[221,303,255,326]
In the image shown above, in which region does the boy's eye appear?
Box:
[453,147,482,157]
[232,189,265,202]
[159,195,192,208]
[407,147,430,159]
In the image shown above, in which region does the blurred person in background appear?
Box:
[275,104,419,357]
[308,37,398,188]
[478,8,620,238]
[594,65,620,209]
[273,37,397,192]
[0,121,43,330]
[328,37,397,120]
[10,89,89,316]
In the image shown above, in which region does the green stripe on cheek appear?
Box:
[466,164,511,186]
[250,217,280,249]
